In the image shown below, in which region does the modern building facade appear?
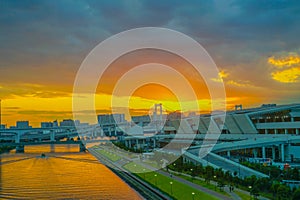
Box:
[180,103,300,178]
[60,119,75,127]
[41,122,54,128]
[193,103,300,135]
[16,121,31,129]
[97,114,126,136]
[98,113,126,125]
[0,124,6,129]
[131,115,151,126]
[120,103,300,177]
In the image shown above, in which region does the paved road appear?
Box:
[224,187,241,200]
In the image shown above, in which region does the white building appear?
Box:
[180,103,300,177]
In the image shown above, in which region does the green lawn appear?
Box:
[123,162,219,200]
[94,145,138,159]
[96,149,121,162]
[143,159,161,169]
[174,173,229,197]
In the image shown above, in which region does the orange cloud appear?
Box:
[211,70,229,82]
[271,66,300,83]
[226,80,253,87]
[268,53,300,83]
[268,55,300,67]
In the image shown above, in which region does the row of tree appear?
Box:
[241,161,300,180]
[167,156,300,200]
[0,145,15,154]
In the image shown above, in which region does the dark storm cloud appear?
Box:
[2,0,299,59]
[1,0,300,98]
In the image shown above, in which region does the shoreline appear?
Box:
[88,148,170,200]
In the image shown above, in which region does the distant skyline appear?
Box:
[1,0,300,127]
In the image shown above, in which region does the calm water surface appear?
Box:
[0,145,142,199]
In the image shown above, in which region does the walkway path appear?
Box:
[168,169,241,200]
[224,187,241,200]
[158,169,231,200]
[168,169,269,200]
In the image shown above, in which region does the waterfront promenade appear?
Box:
[88,144,260,200]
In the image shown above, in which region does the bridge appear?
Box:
[0,140,87,152]
[0,125,108,153]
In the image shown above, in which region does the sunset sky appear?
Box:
[1,0,300,127]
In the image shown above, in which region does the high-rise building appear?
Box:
[16,121,31,129]
[60,119,75,127]
[65,120,88,127]
[53,120,58,127]
[97,114,125,125]
[0,99,2,128]
[41,122,53,128]
[97,114,126,137]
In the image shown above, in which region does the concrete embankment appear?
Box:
[89,148,171,200]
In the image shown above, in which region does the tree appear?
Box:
[224,170,233,184]
[292,188,300,200]
[291,168,300,180]
[250,187,260,200]
[277,184,291,200]
[271,182,280,198]
[253,178,271,193]
[215,168,224,180]
[194,164,204,175]
[243,175,257,188]
[190,167,197,181]
[217,180,225,191]
[204,166,214,183]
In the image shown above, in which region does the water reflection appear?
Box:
[0,145,142,199]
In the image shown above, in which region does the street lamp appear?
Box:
[170,181,173,195]
[154,174,157,186]
[213,175,217,190]
[248,186,252,199]
[192,192,195,200]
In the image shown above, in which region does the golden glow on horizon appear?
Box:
[2,96,73,127]
[2,91,225,127]
[4,52,300,127]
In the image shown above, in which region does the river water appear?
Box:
[0,144,142,199]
